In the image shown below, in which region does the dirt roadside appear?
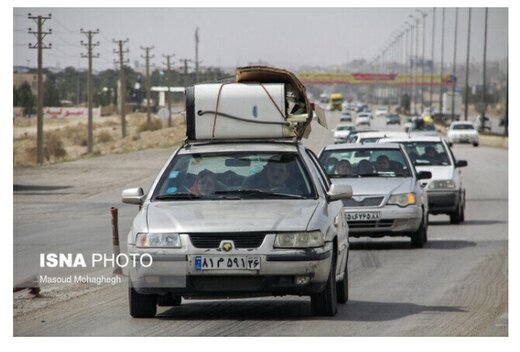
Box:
[13,112,186,167]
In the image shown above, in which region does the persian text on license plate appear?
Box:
[346,212,381,221]
[194,255,260,271]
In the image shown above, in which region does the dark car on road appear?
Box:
[385,114,401,125]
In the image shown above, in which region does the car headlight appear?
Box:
[387,193,416,207]
[274,231,324,249]
[428,180,456,190]
[136,233,182,248]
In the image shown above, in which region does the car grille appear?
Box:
[343,197,384,207]
[189,233,267,249]
[348,220,394,229]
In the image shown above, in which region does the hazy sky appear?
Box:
[13,7,508,71]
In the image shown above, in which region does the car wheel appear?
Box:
[473,142,479,147]
[129,286,157,318]
[157,294,182,307]
[423,212,429,243]
[460,195,466,222]
[411,218,426,248]
[450,202,462,224]
[448,142,453,147]
[311,252,338,316]
[336,252,349,304]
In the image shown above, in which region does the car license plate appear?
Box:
[194,255,260,271]
[346,212,381,221]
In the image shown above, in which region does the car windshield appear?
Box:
[319,148,412,178]
[152,152,316,200]
[452,124,475,130]
[399,141,452,166]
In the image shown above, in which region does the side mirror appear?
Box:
[417,171,432,180]
[122,187,145,205]
[456,160,468,168]
[327,184,352,201]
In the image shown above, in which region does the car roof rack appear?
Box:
[184,66,324,145]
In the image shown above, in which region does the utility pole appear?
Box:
[114,39,129,137]
[28,13,52,165]
[481,7,489,130]
[439,8,446,119]
[141,46,155,130]
[195,27,200,83]
[81,29,100,154]
[464,8,472,121]
[179,59,193,88]
[418,10,427,113]
[451,8,459,121]
[429,8,436,111]
[162,53,175,127]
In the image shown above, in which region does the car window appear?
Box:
[400,142,451,166]
[152,152,317,200]
[319,148,411,178]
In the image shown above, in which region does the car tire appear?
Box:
[336,252,349,304]
[311,252,338,316]
[423,212,429,243]
[411,218,426,248]
[157,294,182,307]
[450,202,462,224]
[473,142,479,147]
[448,142,453,147]
[129,286,157,318]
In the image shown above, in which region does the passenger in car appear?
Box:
[335,160,352,176]
[324,157,339,174]
[375,155,392,172]
[191,169,219,196]
[357,159,374,175]
[245,160,302,194]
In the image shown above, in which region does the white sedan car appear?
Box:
[356,113,371,126]
[447,121,479,147]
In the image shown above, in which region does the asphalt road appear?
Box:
[13,110,508,336]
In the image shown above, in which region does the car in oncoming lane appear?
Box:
[318,143,431,248]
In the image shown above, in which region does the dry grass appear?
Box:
[14,112,186,166]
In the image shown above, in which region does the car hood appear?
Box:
[331,177,414,196]
[415,165,454,184]
[145,199,319,233]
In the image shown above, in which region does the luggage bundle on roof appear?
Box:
[185,66,324,142]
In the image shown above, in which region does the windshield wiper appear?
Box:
[154,193,202,200]
[215,189,305,199]
[155,192,241,201]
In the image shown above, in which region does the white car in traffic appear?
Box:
[333,123,356,144]
[356,113,371,126]
[379,136,468,224]
[447,121,479,147]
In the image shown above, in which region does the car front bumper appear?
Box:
[427,190,459,214]
[345,205,422,237]
[128,238,333,296]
